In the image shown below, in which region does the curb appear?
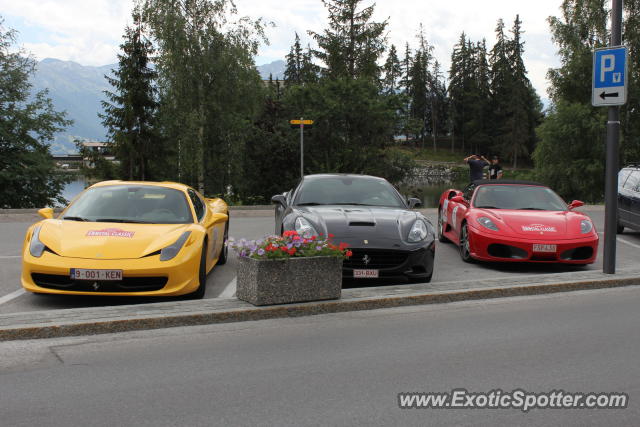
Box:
[1,274,638,341]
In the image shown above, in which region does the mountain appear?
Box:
[31,58,114,154]
[31,58,286,154]
[257,60,285,80]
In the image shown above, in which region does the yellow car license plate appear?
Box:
[71,269,123,281]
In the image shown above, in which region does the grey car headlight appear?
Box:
[477,216,499,231]
[29,226,46,258]
[408,220,428,243]
[160,232,192,261]
[580,219,593,234]
[295,217,318,239]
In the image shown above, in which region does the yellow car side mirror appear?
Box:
[208,212,228,225]
[38,208,54,219]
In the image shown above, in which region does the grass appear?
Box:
[393,146,466,163]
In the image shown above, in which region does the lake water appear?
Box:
[61,177,87,204]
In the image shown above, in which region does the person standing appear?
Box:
[464,154,489,182]
[488,156,503,180]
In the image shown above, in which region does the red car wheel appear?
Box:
[459,223,475,263]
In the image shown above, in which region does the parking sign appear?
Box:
[592,46,628,106]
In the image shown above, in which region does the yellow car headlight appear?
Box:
[160,231,192,261]
[29,226,46,258]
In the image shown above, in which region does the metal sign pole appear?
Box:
[300,116,304,180]
[603,0,623,274]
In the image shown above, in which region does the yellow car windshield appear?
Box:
[62,185,194,224]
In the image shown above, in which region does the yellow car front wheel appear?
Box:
[188,243,207,299]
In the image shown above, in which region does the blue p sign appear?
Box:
[592,46,628,106]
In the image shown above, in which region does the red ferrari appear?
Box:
[437,180,599,264]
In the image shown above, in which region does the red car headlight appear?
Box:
[477,216,499,231]
[580,219,594,234]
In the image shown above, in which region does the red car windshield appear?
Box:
[473,185,567,211]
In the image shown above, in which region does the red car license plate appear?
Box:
[71,269,123,281]
[353,269,379,278]
[533,244,557,253]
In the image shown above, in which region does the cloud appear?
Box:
[0,0,132,65]
[0,0,565,96]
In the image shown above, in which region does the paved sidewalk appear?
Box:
[1,267,638,341]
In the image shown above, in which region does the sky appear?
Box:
[0,0,565,100]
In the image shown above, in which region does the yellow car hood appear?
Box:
[38,220,193,260]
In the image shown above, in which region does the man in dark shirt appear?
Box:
[488,156,503,180]
[464,154,489,182]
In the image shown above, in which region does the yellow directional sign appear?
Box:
[290,119,314,125]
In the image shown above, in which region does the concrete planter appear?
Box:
[236,256,343,306]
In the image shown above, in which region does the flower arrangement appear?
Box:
[228,230,352,260]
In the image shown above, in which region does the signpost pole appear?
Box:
[300,116,304,180]
[603,0,623,274]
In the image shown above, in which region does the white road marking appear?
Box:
[598,231,640,250]
[0,288,26,305]
[218,278,237,298]
[617,237,640,250]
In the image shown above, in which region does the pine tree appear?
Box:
[409,25,434,148]
[505,15,541,168]
[382,44,401,94]
[309,0,387,80]
[489,18,513,158]
[284,33,303,85]
[449,32,472,152]
[300,44,320,84]
[400,42,413,142]
[282,0,413,183]
[429,60,448,152]
[285,35,318,87]
[472,40,492,154]
[101,7,159,181]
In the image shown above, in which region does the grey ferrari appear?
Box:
[271,174,436,282]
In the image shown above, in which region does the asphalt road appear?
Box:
[1,286,638,426]
[1,208,640,314]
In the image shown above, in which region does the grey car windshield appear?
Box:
[473,185,567,211]
[62,185,194,224]
[295,176,405,207]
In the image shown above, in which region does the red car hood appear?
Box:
[479,209,583,238]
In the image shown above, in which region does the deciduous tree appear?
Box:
[0,19,71,208]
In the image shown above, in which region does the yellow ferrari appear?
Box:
[21,181,229,298]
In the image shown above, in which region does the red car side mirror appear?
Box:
[568,200,584,210]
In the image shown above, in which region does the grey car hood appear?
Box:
[292,205,427,249]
